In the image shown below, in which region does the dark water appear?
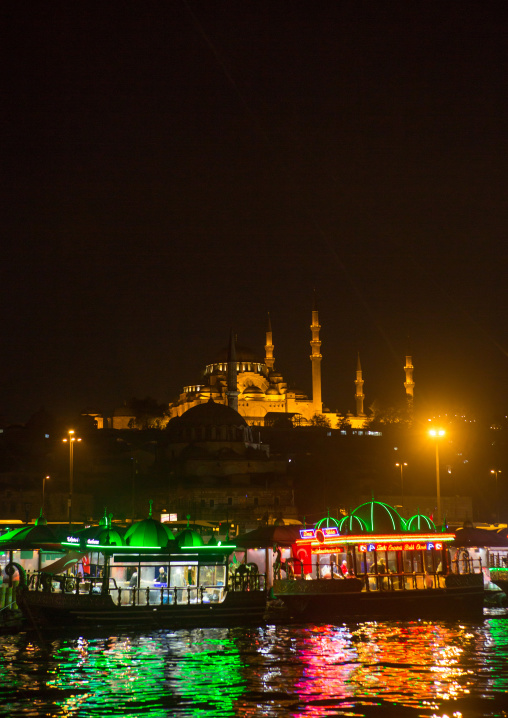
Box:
[1,612,508,717]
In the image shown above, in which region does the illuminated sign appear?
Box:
[316,529,325,543]
[66,536,79,543]
[323,527,339,537]
[358,542,444,552]
[300,529,315,539]
[87,538,100,545]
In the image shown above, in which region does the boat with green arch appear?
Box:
[8,507,268,630]
[271,499,484,620]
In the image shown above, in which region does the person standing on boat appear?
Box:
[129,570,138,589]
[377,559,388,590]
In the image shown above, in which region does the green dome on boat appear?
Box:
[347,500,405,534]
[176,527,204,548]
[35,508,47,526]
[0,526,25,544]
[338,513,369,533]
[94,527,125,547]
[124,501,174,548]
[406,513,436,532]
[315,515,340,530]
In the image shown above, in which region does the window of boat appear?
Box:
[170,564,198,586]
[198,564,225,587]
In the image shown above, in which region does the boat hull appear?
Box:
[272,574,485,621]
[16,587,268,629]
[490,570,508,596]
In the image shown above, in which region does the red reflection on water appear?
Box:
[292,623,472,716]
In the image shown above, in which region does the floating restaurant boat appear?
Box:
[271,501,485,620]
[453,523,508,602]
[8,508,267,630]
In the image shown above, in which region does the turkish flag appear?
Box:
[292,542,313,576]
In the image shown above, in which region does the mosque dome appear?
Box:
[242,385,264,397]
[167,399,252,443]
[177,400,247,428]
[266,387,279,395]
[197,385,221,400]
[291,387,308,399]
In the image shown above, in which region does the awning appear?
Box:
[41,551,86,574]
[235,525,303,549]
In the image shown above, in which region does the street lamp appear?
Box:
[490,469,502,523]
[63,430,81,525]
[395,462,408,514]
[42,475,50,515]
[429,428,445,528]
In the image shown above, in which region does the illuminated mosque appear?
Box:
[165,305,415,429]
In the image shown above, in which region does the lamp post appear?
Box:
[429,428,445,528]
[63,430,81,525]
[42,475,50,515]
[490,469,502,523]
[395,462,407,514]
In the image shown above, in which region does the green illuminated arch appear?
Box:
[349,500,405,534]
[315,516,341,530]
[406,513,436,532]
[338,514,369,533]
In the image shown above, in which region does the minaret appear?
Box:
[226,328,239,412]
[310,298,323,413]
[404,355,415,399]
[264,312,275,371]
[355,352,365,416]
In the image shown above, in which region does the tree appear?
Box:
[127,397,168,430]
[310,413,332,428]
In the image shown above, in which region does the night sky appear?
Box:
[2,2,507,426]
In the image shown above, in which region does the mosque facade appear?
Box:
[94,304,414,431]
[166,306,415,430]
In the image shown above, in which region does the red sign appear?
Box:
[358,542,444,552]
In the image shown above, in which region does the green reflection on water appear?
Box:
[483,618,508,691]
[50,635,167,716]
[172,636,245,716]
[46,632,244,718]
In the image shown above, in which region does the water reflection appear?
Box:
[293,622,473,715]
[0,620,507,717]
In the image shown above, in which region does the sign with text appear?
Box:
[358,542,443,552]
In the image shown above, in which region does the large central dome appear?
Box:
[167,399,253,444]
[177,400,247,428]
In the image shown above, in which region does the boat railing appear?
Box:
[116,584,228,607]
[27,569,266,606]
[288,558,483,592]
[488,552,508,569]
[228,570,266,593]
